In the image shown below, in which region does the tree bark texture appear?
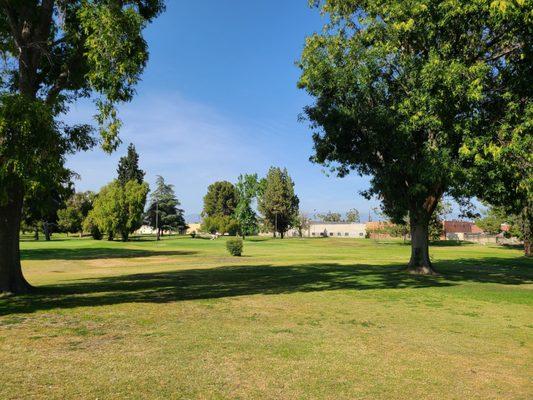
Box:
[0,182,32,294]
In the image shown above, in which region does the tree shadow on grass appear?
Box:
[21,248,197,261]
[1,255,531,316]
[436,255,532,283]
[430,240,472,247]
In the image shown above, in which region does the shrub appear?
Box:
[83,216,103,240]
[226,238,243,256]
[91,225,103,240]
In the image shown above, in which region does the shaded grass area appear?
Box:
[2,256,531,316]
[21,247,197,260]
[0,236,532,399]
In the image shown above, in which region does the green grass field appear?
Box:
[1,236,531,399]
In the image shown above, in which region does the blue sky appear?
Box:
[65,1,381,220]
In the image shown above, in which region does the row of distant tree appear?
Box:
[476,206,530,242]
[24,147,374,242]
[21,144,186,242]
[200,167,300,239]
[314,210,361,223]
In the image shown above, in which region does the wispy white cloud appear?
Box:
[64,91,385,217]
[65,92,273,213]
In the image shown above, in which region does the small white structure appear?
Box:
[134,225,175,235]
[288,222,366,238]
[135,225,158,235]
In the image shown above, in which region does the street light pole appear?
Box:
[155,200,160,241]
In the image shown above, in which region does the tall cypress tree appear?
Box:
[117,143,145,186]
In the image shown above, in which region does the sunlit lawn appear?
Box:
[0,235,531,399]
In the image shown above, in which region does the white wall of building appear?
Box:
[288,222,367,238]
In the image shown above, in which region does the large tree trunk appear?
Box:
[0,183,32,294]
[43,222,51,241]
[407,190,441,275]
[520,207,531,257]
[408,214,436,275]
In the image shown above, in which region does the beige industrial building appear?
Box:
[288,222,367,238]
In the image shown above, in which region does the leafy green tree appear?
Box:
[145,176,186,240]
[82,213,103,241]
[294,212,311,238]
[475,207,506,235]
[505,213,531,248]
[0,1,165,293]
[201,215,239,236]
[457,1,532,255]
[476,206,530,249]
[235,174,260,239]
[258,167,299,239]
[345,209,361,224]
[87,180,149,241]
[298,0,529,273]
[428,201,452,240]
[117,143,145,186]
[234,204,258,239]
[202,181,239,218]
[22,176,74,241]
[57,192,96,237]
[316,211,342,223]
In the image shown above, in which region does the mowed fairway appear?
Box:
[0,237,531,399]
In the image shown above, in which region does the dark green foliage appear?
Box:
[298,0,530,270]
[86,180,149,241]
[202,181,239,217]
[144,176,186,236]
[476,206,530,251]
[0,1,165,293]
[117,143,145,186]
[226,238,243,256]
[201,215,239,236]
[475,207,507,235]
[235,174,260,238]
[89,224,103,241]
[258,167,299,238]
[458,2,532,255]
[58,192,96,235]
[21,176,75,241]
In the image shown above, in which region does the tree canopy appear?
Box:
[57,191,95,236]
[298,0,531,272]
[117,143,145,186]
[234,174,260,239]
[0,0,165,293]
[345,209,361,224]
[87,180,149,241]
[202,181,239,218]
[144,175,186,239]
[316,211,342,223]
[258,167,299,238]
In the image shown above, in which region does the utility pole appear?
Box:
[155,200,160,241]
[275,212,278,239]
